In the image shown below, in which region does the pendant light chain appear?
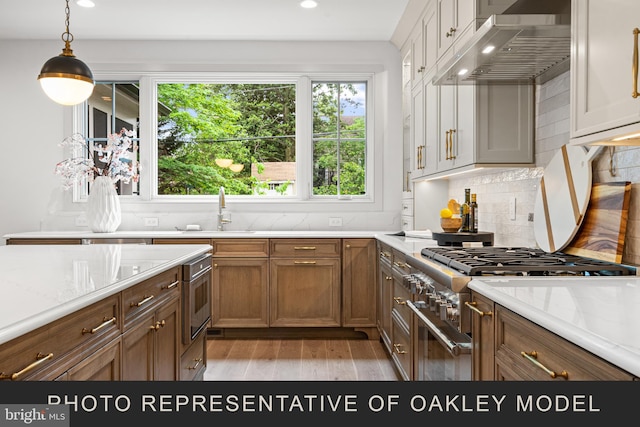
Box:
[61,0,74,56]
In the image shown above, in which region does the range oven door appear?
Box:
[183,253,212,345]
[408,300,471,381]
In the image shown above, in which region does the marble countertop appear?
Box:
[469,277,640,378]
[0,244,211,346]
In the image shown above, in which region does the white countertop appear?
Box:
[3,230,390,240]
[0,244,211,346]
[469,277,640,378]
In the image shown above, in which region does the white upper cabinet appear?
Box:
[570,0,640,145]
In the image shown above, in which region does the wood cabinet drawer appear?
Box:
[270,238,341,258]
[495,306,634,381]
[391,278,412,329]
[391,249,411,275]
[0,295,121,381]
[122,266,181,328]
[391,311,411,380]
[212,239,269,257]
[180,329,206,381]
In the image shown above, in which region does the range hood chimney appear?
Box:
[432,0,571,85]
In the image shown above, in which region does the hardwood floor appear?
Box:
[204,338,400,381]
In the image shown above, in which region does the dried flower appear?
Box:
[55,128,140,190]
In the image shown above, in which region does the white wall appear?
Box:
[0,39,404,240]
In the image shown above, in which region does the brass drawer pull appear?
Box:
[164,280,179,290]
[393,261,408,268]
[393,297,407,305]
[188,358,203,370]
[150,320,166,331]
[465,301,493,317]
[131,295,154,307]
[0,352,54,381]
[521,351,569,379]
[634,28,639,98]
[385,275,392,281]
[82,316,116,334]
[393,344,407,354]
[294,246,316,250]
[294,261,317,264]
[380,251,391,259]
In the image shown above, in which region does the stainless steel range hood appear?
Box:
[432,12,571,86]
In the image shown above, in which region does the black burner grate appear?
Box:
[420,247,634,276]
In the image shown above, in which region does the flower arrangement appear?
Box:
[54,128,140,190]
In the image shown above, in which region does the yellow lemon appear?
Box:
[440,208,453,219]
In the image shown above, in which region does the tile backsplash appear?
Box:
[440,71,640,266]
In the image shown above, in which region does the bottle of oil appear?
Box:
[460,189,471,232]
[469,193,478,233]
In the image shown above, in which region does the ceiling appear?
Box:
[0,0,410,42]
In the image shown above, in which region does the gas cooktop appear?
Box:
[420,247,635,276]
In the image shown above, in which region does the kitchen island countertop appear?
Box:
[0,243,211,346]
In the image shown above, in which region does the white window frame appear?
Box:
[71,71,377,209]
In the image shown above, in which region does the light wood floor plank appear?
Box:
[205,338,400,381]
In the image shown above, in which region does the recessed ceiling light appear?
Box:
[482,45,495,54]
[77,0,95,7]
[300,0,318,9]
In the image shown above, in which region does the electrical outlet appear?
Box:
[509,197,516,221]
[75,217,88,226]
[528,213,534,222]
[144,217,159,227]
[328,217,343,227]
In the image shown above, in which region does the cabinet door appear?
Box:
[377,245,393,352]
[122,311,155,381]
[342,239,376,328]
[411,83,425,177]
[270,258,341,327]
[154,296,180,381]
[65,338,122,381]
[469,292,495,381]
[211,258,269,327]
[570,0,640,143]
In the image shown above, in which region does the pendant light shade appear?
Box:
[38,0,94,106]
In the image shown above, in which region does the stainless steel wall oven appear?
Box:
[182,253,212,345]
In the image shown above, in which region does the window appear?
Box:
[84,82,141,196]
[312,82,367,197]
[81,74,371,202]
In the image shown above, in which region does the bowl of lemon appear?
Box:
[440,199,462,232]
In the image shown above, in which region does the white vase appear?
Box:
[87,176,122,233]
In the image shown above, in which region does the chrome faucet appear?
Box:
[217,186,232,231]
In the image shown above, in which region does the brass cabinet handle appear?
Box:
[521,351,569,379]
[417,65,425,73]
[445,27,457,37]
[465,301,493,317]
[188,358,203,370]
[385,275,392,281]
[164,280,179,290]
[131,295,154,307]
[444,130,450,159]
[379,251,391,259]
[294,260,317,264]
[634,28,639,98]
[393,344,407,354]
[449,129,456,159]
[294,246,316,250]
[393,297,407,305]
[82,316,116,335]
[150,320,166,331]
[0,352,54,381]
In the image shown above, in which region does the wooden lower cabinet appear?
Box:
[342,239,377,329]
[270,258,341,327]
[180,328,207,381]
[468,291,495,381]
[377,242,393,352]
[59,337,122,381]
[122,295,180,381]
[211,258,269,327]
[470,290,635,381]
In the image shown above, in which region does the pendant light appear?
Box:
[38,0,94,106]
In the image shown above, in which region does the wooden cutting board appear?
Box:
[564,181,631,263]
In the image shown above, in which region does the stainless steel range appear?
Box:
[403,245,635,381]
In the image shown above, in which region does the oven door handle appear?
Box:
[407,300,471,357]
